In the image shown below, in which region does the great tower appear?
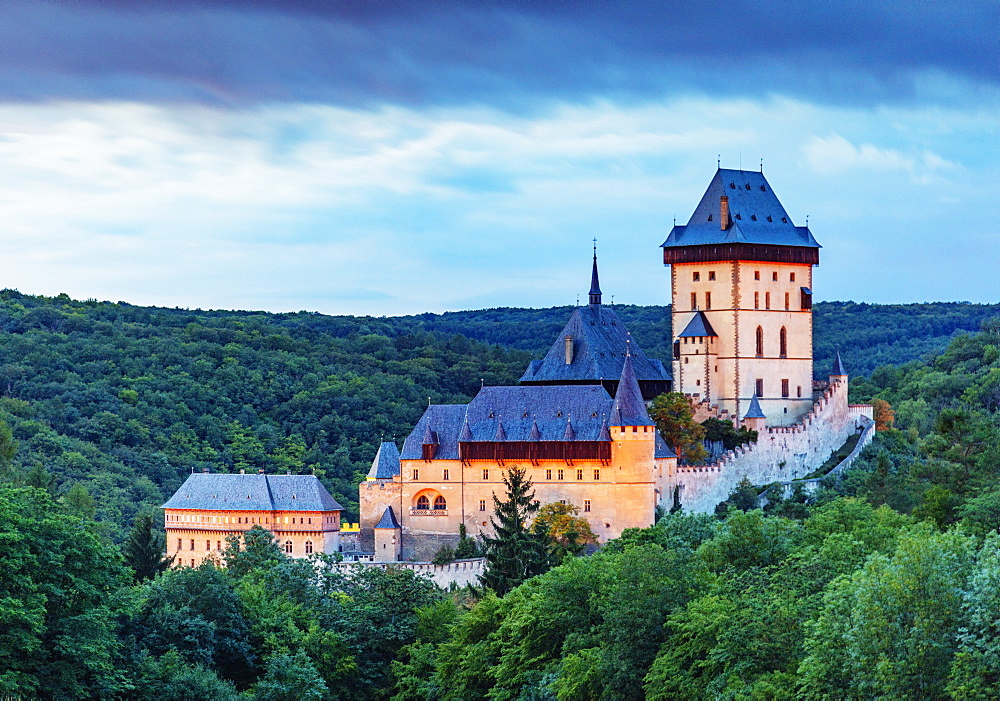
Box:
[662,168,820,425]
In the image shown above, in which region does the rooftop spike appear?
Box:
[528,418,542,441]
[494,419,507,442]
[374,505,401,529]
[831,350,847,377]
[743,392,766,419]
[589,240,602,307]
[422,424,438,445]
[563,417,575,441]
[459,418,473,442]
[609,351,653,426]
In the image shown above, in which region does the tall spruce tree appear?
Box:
[481,467,550,596]
[123,512,173,582]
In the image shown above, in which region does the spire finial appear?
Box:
[589,241,602,307]
[760,157,763,173]
[717,154,720,168]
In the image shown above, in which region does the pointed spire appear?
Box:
[598,418,612,442]
[422,424,437,445]
[528,418,541,441]
[831,350,847,377]
[494,419,507,442]
[374,505,401,529]
[744,392,766,419]
[563,417,575,441]
[609,350,653,426]
[367,441,401,479]
[589,239,602,307]
[460,418,473,442]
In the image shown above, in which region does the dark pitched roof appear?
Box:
[519,305,671,385]
[654,432,677,459]
[831,350,847,376]
[375,505,401,529]
[609,351,653,426]
[400,385,615,459]
[661,169,820,250]
[678,311,718,338]
[162,473,344,512]
[744,393,766,419]
[367,441,401,479]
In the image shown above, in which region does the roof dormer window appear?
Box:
[751,215,757,221]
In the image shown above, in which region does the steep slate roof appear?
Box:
[374,505,401,529]
[654,432,677,459]
[661,169,820,250]
[162,473,344,512]
[831,350,847,376]
[519,304,671,385]
[744,393,767,419]
[610,351,654,426]
[367,441,401,480]
[678,311,718,338]
[400,385,616,460]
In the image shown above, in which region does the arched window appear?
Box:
[284,540,293,554]
[305,541,313,554]
[433,495,447,511]
[416,495,430,510]
[779,327,787,358]
[756,326,764,357]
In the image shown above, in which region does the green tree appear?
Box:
[531,501,598,561]
[253,650,328,701]
[948,533,1000,699]
[481,467,551,596]
[0,486,128,698]
[133,649,241,701]
[62,481,96,520]
[649,392,708,463]
[123,511,174,582]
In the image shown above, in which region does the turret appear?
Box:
[742,392,767,433]
[373,506,402,561]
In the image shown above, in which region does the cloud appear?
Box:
[803,134,955,183]
[3,1,997,110]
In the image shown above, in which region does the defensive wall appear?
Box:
[672,378,872,513]
[334,557,484,589]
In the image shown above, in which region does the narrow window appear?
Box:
[756,326,764,357]
[772,271,778,281]
[797,385,802,398]
[785,292,790,310]
[691,292,697,310]
[443,468,450,480]
[576,468,583,480]
[708,271,716,281]
[558,469,564,480]
[191,559,195,567]
[593,469,600,481]
[177,538,182,550]
[284,541,293,554]
[705,291,711,310]
[479,499,486,512]
[584,500,591,513]
[217,541,221,551]
[790,272,796,282]
[482,469,489,480]
[754,291,759,309]
[417,495,430,510]
[779,327,787,358]
[693,271,700,281]
[190,539,194,551]
[412,468,419,480]
[754,270,760,280]
[305,541,313,554]
[782,379,790,398]
[308,518,311,524]
[756,378,764,397]
[765,292,771,310]
[433,495,447,511]
[546,468,552,480]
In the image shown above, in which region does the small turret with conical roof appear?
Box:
[830,350,847,380]
[742,392,767,432]
[589,242,602,308]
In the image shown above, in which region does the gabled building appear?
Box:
[520,251,672,400]
[663,168,820,425]
[163,472,344,567]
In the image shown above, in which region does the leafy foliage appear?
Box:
[481,467,551,596]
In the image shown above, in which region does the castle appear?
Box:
[353,167,873,560]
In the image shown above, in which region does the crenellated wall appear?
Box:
[670,377,868,513]
[334,558,485,589]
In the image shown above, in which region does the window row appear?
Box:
[415,494,448,510]
[754,378,802,398]
[166,514,334,525]
[690,270,797,283]
[756,326,789,358]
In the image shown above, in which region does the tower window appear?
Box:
[782,379,790,398]
[765,292,771,310]
[305,541,313,554]
[779,327,787,358]
[412,468,419,480]
[754,271,760,280]
[584,500,591,512]
[754,292,759,309]
[558,469,564,480]
[691,292,697,310]
[705,292,711,310]
[443,469,449,480]
[546,468,552,480]
[756,379,764,397]
[797,385,802,398]
[772,271,778,281]
[284,541,293,554]
[790,272,796,282]
[479,499,486,511]
[576,468,583,480]
[190,539,194,551]
[482,469,489,480]
[693,271,700,281]
[785,293,790,310]
[594,469,600,480]
[708,271,716,281]
[756,326,764,357]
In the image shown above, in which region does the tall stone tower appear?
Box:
[661,168,820,425]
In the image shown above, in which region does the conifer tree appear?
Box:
[481,467,550,596]
[123,512,173,582]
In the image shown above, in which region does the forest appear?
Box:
[0,289,994,540]
[1,291,999,698]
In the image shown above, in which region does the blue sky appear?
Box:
[1,0,997,315]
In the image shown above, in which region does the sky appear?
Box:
[1,0,997,316]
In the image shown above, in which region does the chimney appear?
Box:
[239,469,245,474]
[564,335,574,364]
[720,195,730,230]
